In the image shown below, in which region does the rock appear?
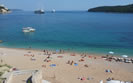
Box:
[0,40,3,43]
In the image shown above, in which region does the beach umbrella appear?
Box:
[109,51,114,55]
[121,55,128,58]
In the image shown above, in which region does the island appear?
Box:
[0,5,11,14]
[88,4,133,13]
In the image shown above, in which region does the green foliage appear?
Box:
[88,4,133,13]
[0,78,6,83]
[3,64,12,68]
[0,72,3,76]
[27,79,32,83]
[0,64,12,68]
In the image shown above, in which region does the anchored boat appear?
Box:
[34,9,45,14]
[22,27,36,32]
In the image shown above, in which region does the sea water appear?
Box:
[0,11,133,56]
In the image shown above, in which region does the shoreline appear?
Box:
[0,46,133,58]
[0,46,115,57]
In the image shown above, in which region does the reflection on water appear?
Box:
[23,32,35,36]
[23,32,35,41]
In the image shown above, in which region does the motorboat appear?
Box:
[34,9,45,14]
[22,27,35,32]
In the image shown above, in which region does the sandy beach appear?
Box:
[0,47,133,83]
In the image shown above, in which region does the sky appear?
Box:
[0,0,133,11]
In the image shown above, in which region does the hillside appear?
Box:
[88,4,133,13]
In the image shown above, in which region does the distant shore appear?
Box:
[88,4,133,13]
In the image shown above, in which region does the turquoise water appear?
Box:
[0,11,133,55]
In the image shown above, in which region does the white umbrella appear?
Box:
[122,55,128,58]
[109,51,114,55]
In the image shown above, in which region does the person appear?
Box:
[44,59,47,62]
[1,59,3,63]
[70,61,74,65]
[47,55,50,58]
[43,50,45,52]
[110,70,113,73]
[59,49,62,54]
[67,60,70,64]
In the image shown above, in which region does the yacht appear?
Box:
[34,9,45,14]
[22,27,36,32]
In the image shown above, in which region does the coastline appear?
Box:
[0,46,122,57]
[0,46,105,56]
[0,46,133,58]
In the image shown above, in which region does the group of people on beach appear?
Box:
[20,48,133,83]
[43,49,65,55]
[102,55,133,63]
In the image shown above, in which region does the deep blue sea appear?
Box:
[0,11,133,56]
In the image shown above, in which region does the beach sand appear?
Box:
[0,47,133,83]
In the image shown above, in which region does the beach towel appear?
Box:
[50,64,56,67]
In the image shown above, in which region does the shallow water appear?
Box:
[0,11,133,56]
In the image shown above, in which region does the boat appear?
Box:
[34,9,45,14]
[52,9,55,13]
[22,27,36,32]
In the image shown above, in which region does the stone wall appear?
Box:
[4,72,13,83]
[32,70,42,83]
[2,70,42,83]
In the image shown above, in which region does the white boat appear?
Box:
[22,27,35,32]
[52,9,55,13]
[34,9,45,14]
